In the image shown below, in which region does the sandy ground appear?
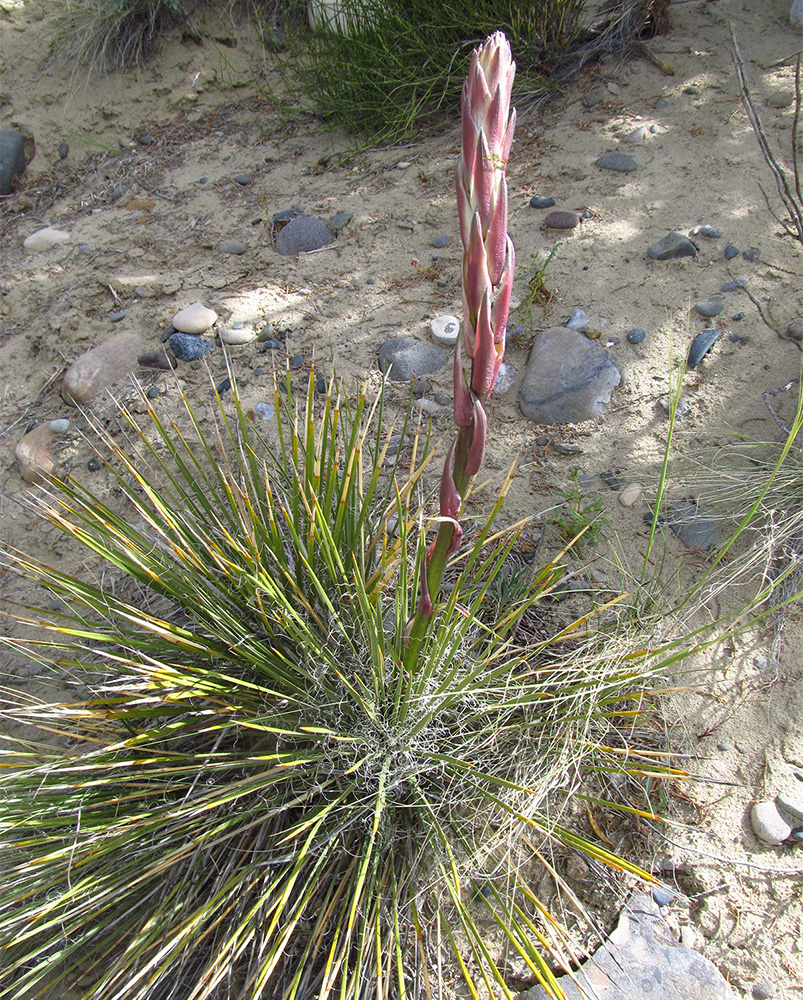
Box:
[2,0,803,997]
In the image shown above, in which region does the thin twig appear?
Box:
[731,25,803,243]
[735,272,802,350]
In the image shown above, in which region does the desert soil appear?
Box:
[2,0,803,997]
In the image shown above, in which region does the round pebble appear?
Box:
[751,800,792,845]
[261,339,283,351]
[623,126,649,143]
[220,326,256,345]
[544,211,580,230]
[109,310,127,322]
[172,302,217,335]
[219,240,246,255]
[752,978,777,999]
[717,742,731,752]
[767,90,794,109]
[785,321,803,342]
[626,327,647,344]
[49,418,71,435]
[694,297,724,318]
[430,315,460,346]
[618,483,642,507]
[234,173,252,185]
[692,224,722,239]
[743,248,760,262]
[217,377,231,394]
[595,151,637,173]
[147,386,160,400]
[529,196,556,209]
[724,244,739,260]
[431,234,449,248]
[290,353,304,369]
[87,457,101,472]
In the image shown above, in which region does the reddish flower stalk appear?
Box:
[407,32,516,659]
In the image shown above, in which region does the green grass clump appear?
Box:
[278,0,585,144]
[0,365,684,1000]
[56,0,186,69]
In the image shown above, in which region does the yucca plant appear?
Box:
[0,357,692,1000]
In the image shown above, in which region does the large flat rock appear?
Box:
[519,327,620,424]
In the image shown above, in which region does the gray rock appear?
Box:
[793,0,803,28]
[658,501,721,552]
[275,215,335,255]
[584,87,606,108]
[109,309,127,322]
[627,328,647,344]
[544,211,580,229]
[786,321,803,342]
[520,327,620,424]
[219,240,246,255]
[743,248,760,261]
[688,329,721,368]
[58,141,69,159]
[0,127,27,194]
[529,196,555,208]
[522,891,738,1000]
[724,244,739,259]
[23,227,71,253]
[767,91,794,109]
[652,886,676,906]
[566,307,589,331]
[751,801,792,845]
[49,418,71,435]
[378,337,447,381]
[234,173,252,185]
[648,232,698,260]
[691,224,722,239]
[596,151,637,173]
[172,302,217,334]
[752,979,777,1000]
[694,297,724,318]
[623,126,649,143]
[431,233,449,248]
[328,211,353,233]
[721,280,746,292]
[168,333,212,362]
[776,791,803,824]
[492,361,516,395]
[659,394,690,418]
